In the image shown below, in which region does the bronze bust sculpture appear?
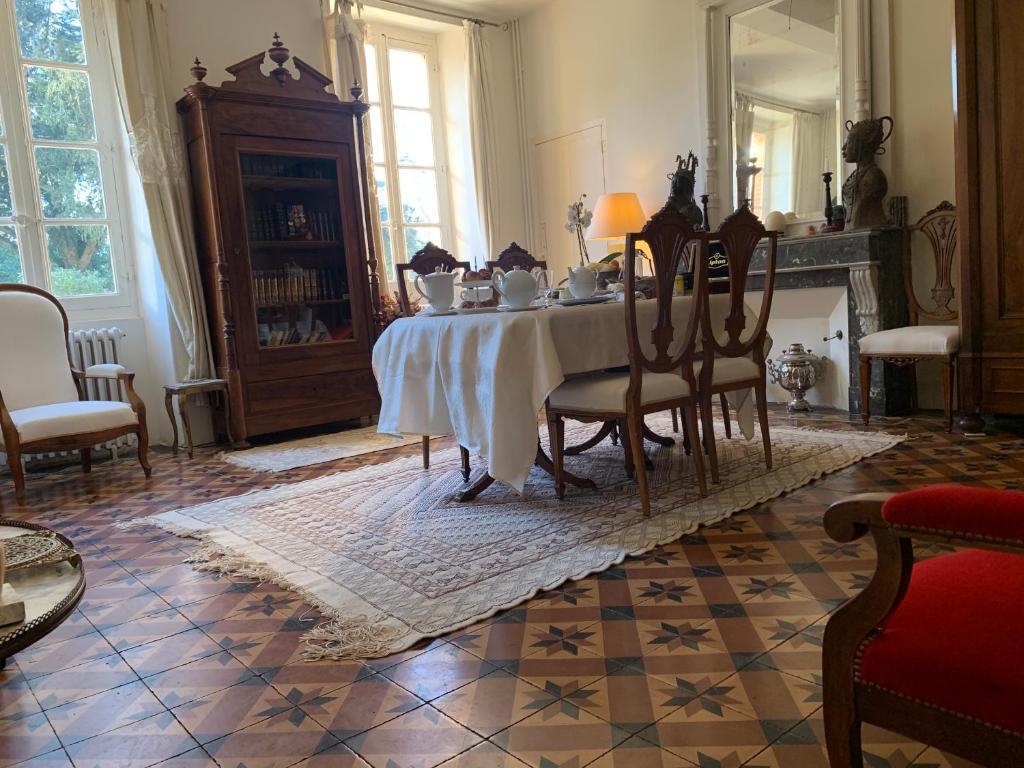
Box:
[841,116,893,229]
[667,152,704,227]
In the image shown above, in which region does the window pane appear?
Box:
[404,227,441,259]
[14,0,86,64]
[394,110,434,166]
[25,66,96,141]
[369,106,385,162]
[363,43,380,102]
[399,168,439,224]
[388,48,430,109]
[374,165,390,224]
[35,146,105,218]
[381,227,395,283]
[0,147,12,217]
[45,224,115,296]
[0,227,23,284]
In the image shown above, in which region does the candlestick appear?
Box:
[822,171,834,226]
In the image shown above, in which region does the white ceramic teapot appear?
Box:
[413,267,457,314]
[567,265,597,299]
[492,266,547,309]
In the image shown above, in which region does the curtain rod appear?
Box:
[366,0,504,27]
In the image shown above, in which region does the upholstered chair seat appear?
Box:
[859,325,959,356]
[548,372,690,414]
[10,401,139,443]
[696,356,760,385]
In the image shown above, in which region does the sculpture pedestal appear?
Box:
[749,227,912,416]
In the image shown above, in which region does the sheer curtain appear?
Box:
[326,0,390,295]
[465,20,499,258]
[100,0,212,380]
[792,111,826,215]
[734,93,756,207]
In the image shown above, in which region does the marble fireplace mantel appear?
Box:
[747,227,911,415]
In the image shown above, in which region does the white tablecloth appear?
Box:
[373,296,766,492]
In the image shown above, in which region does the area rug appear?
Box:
[135,415,902,659]
[219,425,425,472]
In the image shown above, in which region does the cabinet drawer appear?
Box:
[244,369,377,416]
[983,359,1024,414]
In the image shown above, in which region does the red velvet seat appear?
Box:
[858,547,1024,736]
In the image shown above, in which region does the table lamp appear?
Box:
[586,192,648,275]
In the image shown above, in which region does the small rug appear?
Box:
[220,426,425,472]
[136,415,902,659]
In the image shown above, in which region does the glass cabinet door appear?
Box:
[239,152,354,349]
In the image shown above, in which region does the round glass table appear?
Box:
[0,521,85,668]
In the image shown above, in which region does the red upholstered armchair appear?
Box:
[822,485,1024,767]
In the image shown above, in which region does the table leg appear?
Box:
[458,441,597,502]
[180,396,194,460]
[564,421,615,455]
[220,388,236,449]
[164,392,178,456]
[642,422,675,447]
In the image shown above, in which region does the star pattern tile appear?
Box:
[0,407,1019,766]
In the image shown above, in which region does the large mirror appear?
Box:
[730,0,840,221]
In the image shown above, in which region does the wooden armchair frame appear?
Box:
[485,242,547,273]
[823,492,1024,767]
[0,284,150,506]
[393,243,471,482]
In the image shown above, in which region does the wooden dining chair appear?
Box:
[698,206,778,484]
[544,206,709,515]
[394,242,472,482]
[859,202,959,432]
[485,242,547,273]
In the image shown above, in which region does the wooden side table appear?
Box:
[163,378,234,459]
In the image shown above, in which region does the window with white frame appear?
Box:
[0,0,133,312]
[363,30,452,283]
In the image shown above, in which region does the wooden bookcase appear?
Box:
[177,38,382,442]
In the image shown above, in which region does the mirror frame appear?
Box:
[699,0,875,228]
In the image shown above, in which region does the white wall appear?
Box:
[518,0,705,244]
[887,0,956,409]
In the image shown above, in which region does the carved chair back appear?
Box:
[904,201,958,324]
[623,207,707,385]
[395,242,471,316]
[701,206,777,365]
[486,242,547,273]
[0,284,79,413]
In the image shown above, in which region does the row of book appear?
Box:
[252,268,347,306]
[247,202,340,242]
[240,155,335,180]
[258,321,355,347]
[261,328,334,346]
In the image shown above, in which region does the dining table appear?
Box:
[372,294,769,498]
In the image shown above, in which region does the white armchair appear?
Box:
[0,285,150,506]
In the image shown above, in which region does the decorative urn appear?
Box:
[766,343,827,412]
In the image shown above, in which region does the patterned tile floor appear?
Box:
[1,407,1018,768]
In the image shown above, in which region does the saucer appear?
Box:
[456,306,500,314]
[497,304,542,312]
[419,307,458,317]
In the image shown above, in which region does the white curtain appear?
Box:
[465,20,500,258]
[326,0,390,296]
[792,110,826,215]
[734,93,756,206]
[99,0,212,380]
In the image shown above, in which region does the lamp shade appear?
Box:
[585,192,647,240]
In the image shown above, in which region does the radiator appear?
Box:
[10,327,134,467]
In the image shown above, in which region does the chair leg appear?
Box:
[9,446,26,506]
[421,435,430,470]
[610,421,619,446]
[754,381,772,471]
[859,356,871,427]
[137,423,152,479]
[619,418,635,479]
[908,363,919,413]
[681,417,692,455]
[459,445,471,482]
[824,690,864,768]
[546,410,565,500]
[719,394,732,438]
[700,393,720,484]
[941,358,954,433]
[81,447,91,474]
[626,411,650,516]
[682,402,707,497]
[670,408,679,433]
